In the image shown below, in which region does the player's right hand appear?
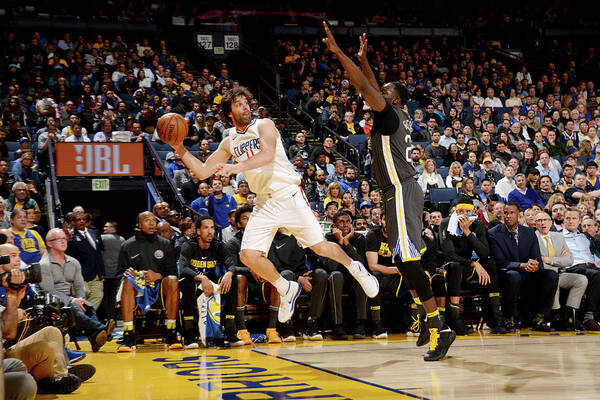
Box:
[322,21,341,54]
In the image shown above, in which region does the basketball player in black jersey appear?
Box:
[323,22,455,361]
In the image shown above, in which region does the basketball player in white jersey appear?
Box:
[171,87,378,323]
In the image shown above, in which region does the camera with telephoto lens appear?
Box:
[0,262,42,290]
[4,294,76,347]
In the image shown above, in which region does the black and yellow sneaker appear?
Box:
[424,327,456,362]
[165,329,183,350]
[117,330,136,353]
[415,315,430,347]
[37,374,81,394]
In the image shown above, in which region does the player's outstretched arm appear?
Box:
[173,139,231,180]
[217,119,277,177]
[357,33,380,94]
[322,21,386,112]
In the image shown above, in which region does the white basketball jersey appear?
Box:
[229,119,300,196]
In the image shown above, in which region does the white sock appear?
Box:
[123,321,134,332]
[273,276,290,296]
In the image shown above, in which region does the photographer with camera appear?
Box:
[1,243,91,394]
[39,228,115,352]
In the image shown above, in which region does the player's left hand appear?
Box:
[458,215,474,236]
[144,270,162,283]
[322,21,341,54]
[298,271,312,292]
[216,163,239,178]
[220,272,233,294]
[473,262,490,286]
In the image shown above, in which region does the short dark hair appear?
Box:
[325,202,338,210]
[234,205,253,225]
[195,214,214,229]
[221,86,252,121]
[505,202,522,212]
[333,210,352,222]
[457,195,473,205]
[389,81,409,106]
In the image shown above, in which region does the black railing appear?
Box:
[322,126,362,175]
[143,139,190,217]
[46,140,63,229]
[286,99,316,135]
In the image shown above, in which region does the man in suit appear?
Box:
[66,212,105,310]
[488,203,559,331]
[562,207,600,331]
[534,211,588,330]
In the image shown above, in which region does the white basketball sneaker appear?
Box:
[348,260,379,298]
[278,281,302,323]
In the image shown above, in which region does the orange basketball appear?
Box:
[156,113,188,146]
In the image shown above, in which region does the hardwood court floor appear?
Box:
[43,331,600,400]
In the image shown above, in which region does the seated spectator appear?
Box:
[417,159,445,194]
[39,228,115,351]
[536,151,560,185]
[323,182,342,209]
[564,172,600,205]
[460,178,482,208]
[328,160,346,184]
[205,178,237,233]
[495,165,517,201]
[311,136,336,165]
[508,173,545,210]
[310,210,368,339]
[9,209,47,264]
[287,130,313,161]
[585,161,600,190]
[462,151,479,178]
[166,152,185,179]
[10,152,39,187]
[336,111,364,141]
[562,207,600,330]
[493,141,513,166]
[233,180,249,206]
[537,176,557,204]
[440,196,507,334]
[445,161,465,188]
[305,169,328,211]
[117,212,181,352]
[439,127,457,150]
[339,167,359,200]
[60,115,87,140]
[410,148,425,178]
[64,123,90,142]
[93,120,115,142]
[178,215,239,347]
[488,202,558,331]
[474,156,502,187]
[534,212,588,330]
[544,130,567,157]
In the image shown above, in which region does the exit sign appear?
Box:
[92,178,110,191]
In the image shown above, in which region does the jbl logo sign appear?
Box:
[56,143,144,176]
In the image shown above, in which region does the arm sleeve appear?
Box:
[440,223,473,266]
[72,260,87,299]
[224,240,250,275]
[365,231,379,253]
[469,223,490,260]
[117,244,131,276]
[179,242,198,279]
[488,231,520,270]
[372,103,400,136]
[163,241,177,277]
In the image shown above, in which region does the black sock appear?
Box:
[236,307,246,330]
[370,305,381,321]
[268,306,278,329]
[427,309,443,330]
[489,293,501,316]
